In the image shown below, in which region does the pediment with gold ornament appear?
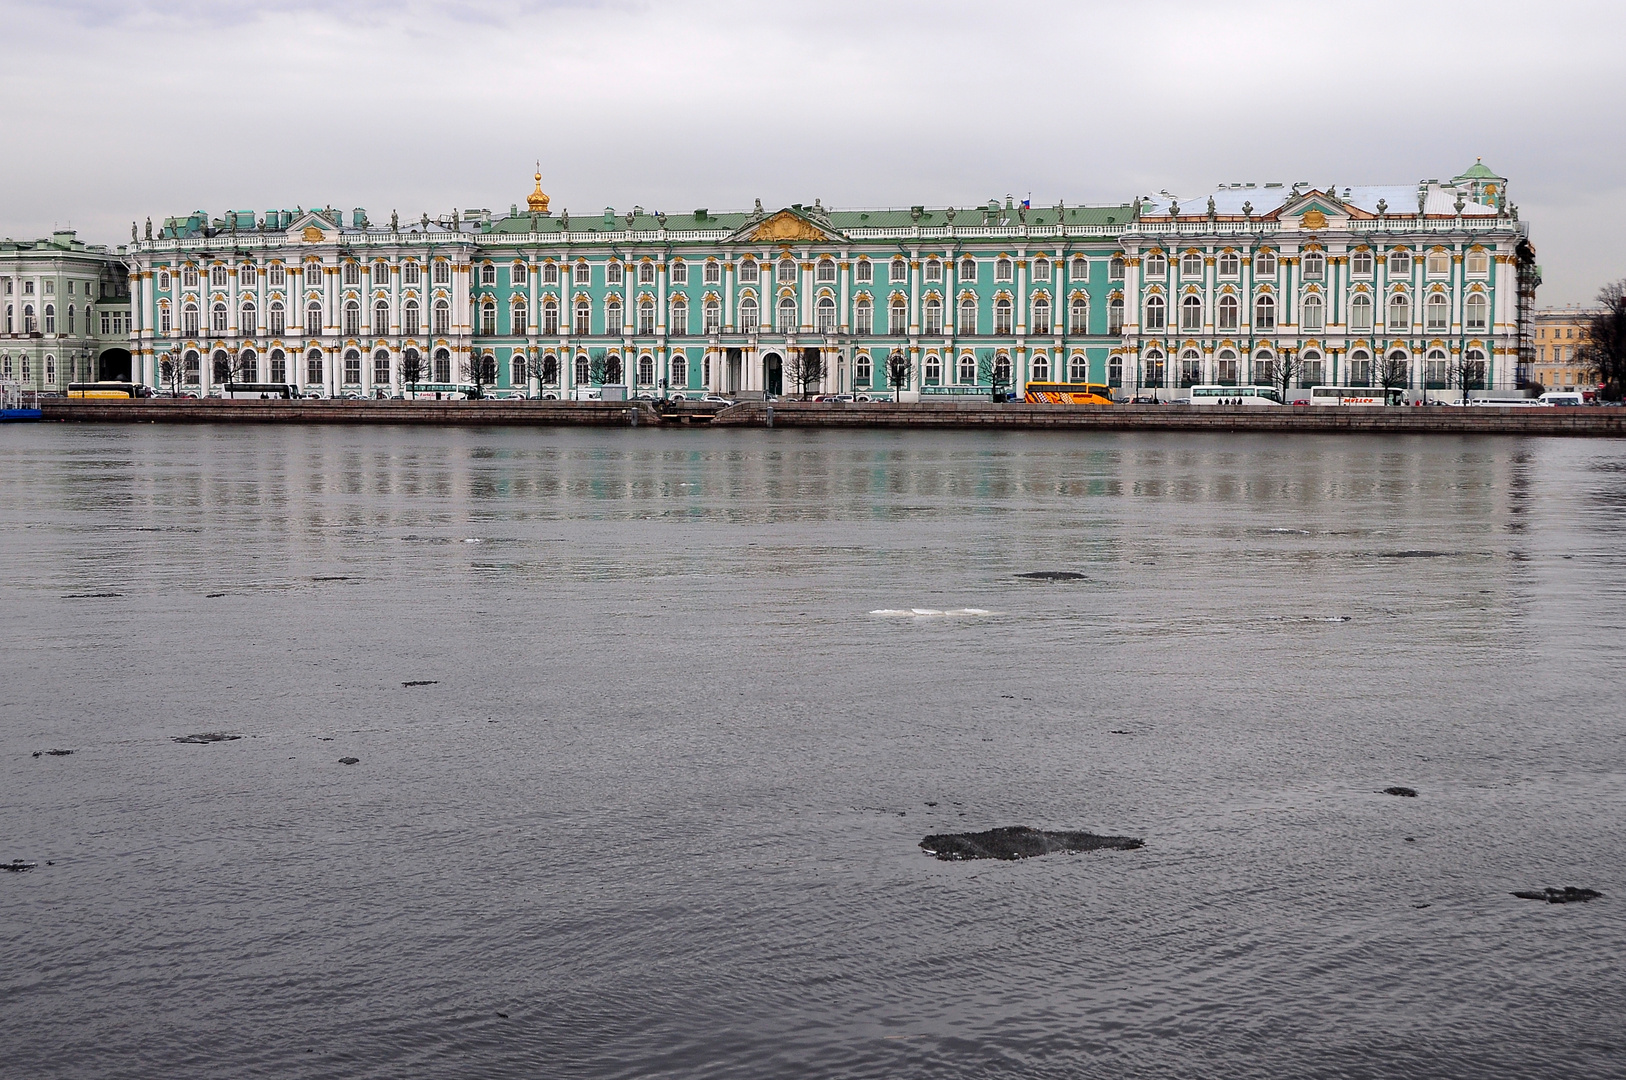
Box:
[1267,190,1373,227]
[729,208,843,245]
[285,208,343,244]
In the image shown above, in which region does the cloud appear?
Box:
[2,0,1621,302]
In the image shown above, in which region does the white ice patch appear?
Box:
[870,608,998,618]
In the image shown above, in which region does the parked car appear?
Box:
[700,395,734,405]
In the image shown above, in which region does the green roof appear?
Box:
[1456,159,1499,180]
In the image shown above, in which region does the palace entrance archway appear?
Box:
[97,347,132,382]
[763,352,782,396]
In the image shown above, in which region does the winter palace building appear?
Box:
[93,159,1536,400]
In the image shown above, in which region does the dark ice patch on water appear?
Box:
[1382,787,1419,797]
[31,749,74,758]
[1513,887,1602,904]
[920,825,1143,862]
[402,680,439,687]
[63,592,122,599]
[2,861,37,872]
[1380,550,1454,559]
[1015,571,1087,581]
[171,733,243,744]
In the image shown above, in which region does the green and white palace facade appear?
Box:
[111,160,1537,401]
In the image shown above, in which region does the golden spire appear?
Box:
[527,163,550,214]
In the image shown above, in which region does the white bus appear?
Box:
[1309,386,1405,406]
[221,382,296,400]
[1188,385,1283,406]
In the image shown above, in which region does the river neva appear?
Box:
[3,425,1623,1079]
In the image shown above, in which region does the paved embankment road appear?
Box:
[38,397,1626,436]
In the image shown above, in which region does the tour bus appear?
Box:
[221,382,296,400]
[1309,385,1406,406]
[1187,385,1283,406]
[1024,382,1116,404]
[67,382,152,399]
[402,383,477,400]
[1537,391,1588,406]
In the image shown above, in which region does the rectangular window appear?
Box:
[433,261,450,284]
[671,304,688,336]
[375,354,391,385]
[542,262,559,285]
[344,353,361,383]
[304,263,322,286]
[854,261,871,284]
[739,261,759,284]
[671,262,687,285]
[704,262,720,285]
[853,303,871,335]
[268,265,285,287]
[343,262,360,285]
[574,263,590,285]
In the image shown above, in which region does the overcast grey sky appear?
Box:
[3,0,1621,303]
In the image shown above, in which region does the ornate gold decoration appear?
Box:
[527,166,551,214]
[302,226,325,242]
[1301,208,1328,230]
[750,211,828,243]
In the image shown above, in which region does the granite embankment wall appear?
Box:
[38,398,1626,436]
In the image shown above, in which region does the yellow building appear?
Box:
[1533,307,1601,392]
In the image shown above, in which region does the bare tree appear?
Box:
[1271,351,1300,405]
[783,348,826,399]
[1451,350,1486,405]
[588,354,623,386]
[400,350,426,400]
[232,353,256,384]
[1375,354,1409,404]
[977,353,1013,401]
[159,351,187,398]
[885,350,912,402]
[1580,279,1626,401]
[539,355,559,386]
[462,352,498,399]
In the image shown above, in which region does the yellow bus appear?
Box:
[1024,382,1116,405]
[67,382,152,399]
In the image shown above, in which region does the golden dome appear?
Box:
[526,168,550,214]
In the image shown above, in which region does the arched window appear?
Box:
[539,353,559,385]
[1029,297,1049,335]
[993,297,1012,335]
[1216,348,1239,385]
[1254,250,1277,276]
[1425,347,1449,388]
[1426,251,1450,276]
[432,299,449,336]
[1108,255,1124,281]
[1070,353,1088,382]
[542,262,559,285]
[1108,297,1124,334]
[670,298,688,336]
[1144,253,1167,278]
[889,296,908,335]
[779,259,799,284]
[509,301,527,335]
[182,303,198,336]
[672,261,689,285]
[605,263,623,287]
[433,347,451,383]
[1068,297,1088,334]
[1254,293,1275,330]
[959,257,976,280]
[924,297,944,335]
[306,349,324,385]
[1386,349,1410,387]
[1180,294,1202,331]
[703,261,720,285]
[511,262,528,285]
[993,354,1011,384]
[1463,347,1486,389]
[1031,259,1049,283]
[236,350,257,381]
[1144,294,1166,330]
[926,259,944,282]
[181,266,199,288]
[638,354,654,385]
[210,302,227,333]
[1218,251,1240,277]
[574,299,591,336]
[66,304,75,334]
[1465,292,1489,331]
[346,299,362,335]
[402,262,420,285]
[740,260,760,284]
[995,258,1013,283]
[157,270,171,290]
[1302,251,1325,280]
[816,296,836,334]
[636,262,654,286]
[478,301,495,335]
[269,348,287,383]
[240,302,256,335]
[1387,249,1411,276]
[304,262,322,287]
[374,300,390,332]
[575,354,590,384]
[402,300,420,336]
[1252,350,1274,387]
[1387,293,1410,331]
[1466,250,1490,276]
[816,258,836,283]
[1032,354,1050,381]
[703,299,720,333]
[852,297,871,335]
[305,300,322,336]
[638,298,655,334]
[1302,293,1324,331]
[1351,250,1374,276]
[739,296,759,333]
[671,353,687,387]
[183,349,200,383]
[1348,349,1372,386]
[1300,350,1323,386]
[604,297,622,332]
[890,258,908,283]
[1071,257,1089,280]
[1180,252,1202,277]
[1142,349,1165,388]
[958,297,976,335]
[958,353,976,384]
[855,353,872,387]
[432,261,450,285]
[1218,294,1239,331]
[1425,292,1450,330]
[1349,293,1373,332]
[269,301,285,335]
[604,354,623,383]
[211,265,228,287]
[542,298,559,335]
[573,261,590,286]
[924,354,941,384]
[1180,349,1202,387]
[342,262,359,286]
[778,296,799,333]
[374,349,391,386]
[343,348,362,385]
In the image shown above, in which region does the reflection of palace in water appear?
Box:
[99,158,1535,400]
